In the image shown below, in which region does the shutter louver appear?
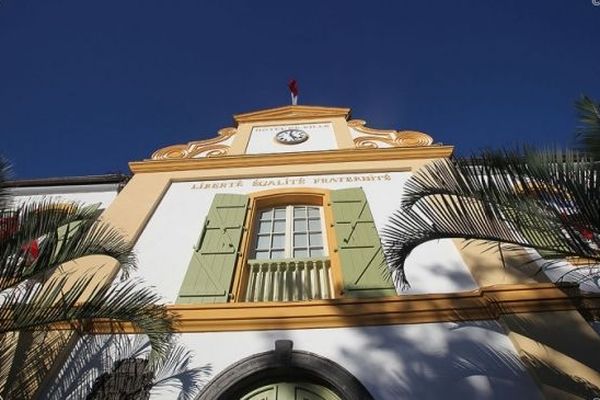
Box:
[177,193,249,304]
[331,187,397,298]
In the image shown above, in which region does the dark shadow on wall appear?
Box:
[2,333,212,400]
[244,257,600,400]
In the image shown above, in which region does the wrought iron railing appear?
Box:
[244,258,332,302]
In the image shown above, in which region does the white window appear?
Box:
[252,205,327,260]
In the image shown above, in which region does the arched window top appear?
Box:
[249,187,329,209]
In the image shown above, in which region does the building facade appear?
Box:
[10,105,600,399]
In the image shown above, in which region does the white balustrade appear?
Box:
[244,258,332,302]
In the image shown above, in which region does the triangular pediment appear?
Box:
[234,105,351,124]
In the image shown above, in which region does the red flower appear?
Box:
[579,228,594,241]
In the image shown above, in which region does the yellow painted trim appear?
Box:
[151,127,237,160]
[331,117,354,149]
[75,283,600,333]
[130,146,454,174]
[228,122,253,155]
[348,120,434,149]
[233,105,351,123]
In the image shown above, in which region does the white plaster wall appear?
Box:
[175,321,542,399]
[246,123,337,154]
[39,322,543,399]
[10,184,119,209]
[521,248,600,293]
[134,171,477,303]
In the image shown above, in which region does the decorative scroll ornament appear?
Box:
[151,127,237,160]
[348,119,434,149]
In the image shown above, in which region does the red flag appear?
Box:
[1,216,40,261]
[288,80,299,97]
[22,240,39,260]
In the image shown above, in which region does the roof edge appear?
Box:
[233,105,351,124]
[3,173,130,188]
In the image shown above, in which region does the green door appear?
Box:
[240,382,341,400]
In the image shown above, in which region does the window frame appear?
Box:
[251,204,329,260]
[231,188,343,302]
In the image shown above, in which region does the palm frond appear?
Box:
[0,330,73,399]
[0,159,188,398]
[0,272,174,362]
[39,334,208,400]
[575,95,600,160]
[0,157,11,211]
[0,200,135,291]
[383,148,600,288]
[149,341,210,400]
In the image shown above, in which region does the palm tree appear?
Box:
[43,335,210,400]
[0,158,204,398]
[575,95,600,160]
[382,97,600,289]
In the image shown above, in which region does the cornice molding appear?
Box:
[233,105,351,123]
[73,283,600,334]
[151,127,237,160]
[130,146,454,173]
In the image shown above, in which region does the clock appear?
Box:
[275,128,309,144]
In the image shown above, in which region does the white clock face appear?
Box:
[275,129,309,144]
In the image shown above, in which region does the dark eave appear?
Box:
[3,173,130,188]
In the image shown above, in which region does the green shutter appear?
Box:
[177,194,249,304]
[331,187,397,298]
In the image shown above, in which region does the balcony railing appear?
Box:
[244,258,332,302]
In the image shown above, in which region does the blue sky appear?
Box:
[1,1,599,179]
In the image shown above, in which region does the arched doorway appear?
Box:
[197,340,373,400]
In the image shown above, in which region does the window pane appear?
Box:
[309,233,322,246]
[294,233,307,247]
[293,207,306,218]
[308,218,321,231]
[272,219,285,232]
[259,209,272,220]
[293,219,307,232]
[256,235,270,249]
[258,220,271,233]
[308,207,320,218]
[294,248,308,258]
[254,205,326,262]
[273,207,286,219]
[271,234,285,249]
[271,250,285,259]
[310,247,324,257]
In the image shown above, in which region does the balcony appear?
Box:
[244,258,332,302]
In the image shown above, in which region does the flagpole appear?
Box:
[288,79,299,105]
